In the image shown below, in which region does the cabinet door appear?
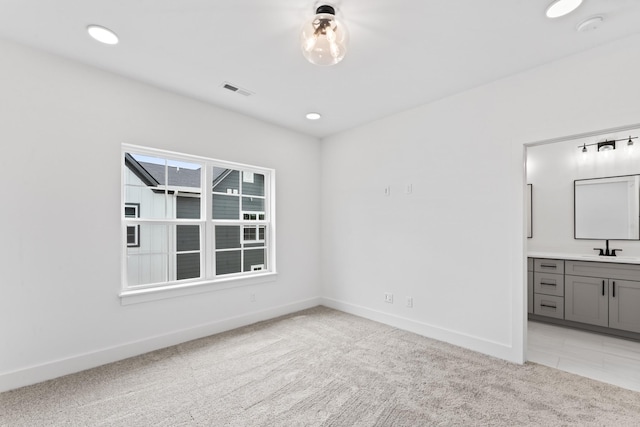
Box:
[609,280,640,333]
[564,275,608,327]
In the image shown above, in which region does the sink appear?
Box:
[574,254,639,261]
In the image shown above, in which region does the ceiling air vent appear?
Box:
[221,82,253,97]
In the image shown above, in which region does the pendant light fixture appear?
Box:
[301,5,348,66]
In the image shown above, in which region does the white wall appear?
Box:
[320,33,640,363]
[528,127,640,256]
[0,38,321,391]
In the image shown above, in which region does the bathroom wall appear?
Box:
[527,125,640,256]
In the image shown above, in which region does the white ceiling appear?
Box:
[1,0,639,138]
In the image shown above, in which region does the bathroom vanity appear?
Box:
[528,253,640,340]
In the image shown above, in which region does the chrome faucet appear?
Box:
[593,239,622,256]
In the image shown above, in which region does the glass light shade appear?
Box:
[546,0,583,18]
[301,7,348,66]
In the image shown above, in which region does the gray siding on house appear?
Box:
[212,194,240,219]
[177,196,200,219]
[176,196,200,280]
[243,249,265,272]
[216,250,241,275]
[213,169,239,193]
[215,226,240,249]
[243,174,264,196]
[177,253,200,280]
[176,225,199,251]
[242,197,264,212]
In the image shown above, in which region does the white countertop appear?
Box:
[528,252,640,265]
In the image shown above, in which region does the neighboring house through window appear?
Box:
[122,145,275,296]
[124,203,140,247]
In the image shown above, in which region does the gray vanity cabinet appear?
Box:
[564,275,608,327]
[565,261,640,334]
[532,258,564,319]
[609,280,640,333]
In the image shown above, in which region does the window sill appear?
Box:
[119,272,278,305]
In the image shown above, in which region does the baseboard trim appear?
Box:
[0,297,321,393]
[321,297,520,363]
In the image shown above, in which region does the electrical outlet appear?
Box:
[384,293,393,303]
[250,293,256,302]
[406,297,413,308]
[384,186,391,196]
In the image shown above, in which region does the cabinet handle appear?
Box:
[540,264,556,269]
[540,282,556,286]
[612,281,616,298]
[540,303,556,309]
[602,280,605,296]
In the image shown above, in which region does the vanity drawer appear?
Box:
[534,273,564,297]
[534,294,564,319]
[534,258,564,274]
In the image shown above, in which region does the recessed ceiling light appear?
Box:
[306,112,322,120]
[546,0,583,18]
[87,25,119,45]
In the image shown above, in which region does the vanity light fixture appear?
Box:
[597,141,615,152]
[301,5,349,66]
[87,25,119,45]
[578,136,638,153]
[546,0,583,18]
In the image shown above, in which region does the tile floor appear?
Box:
[527,320,640,392]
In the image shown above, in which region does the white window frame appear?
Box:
[120,144,277,305]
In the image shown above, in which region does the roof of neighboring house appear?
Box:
[125,153,227,189]
[138,161,202,188]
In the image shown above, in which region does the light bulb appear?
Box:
[301,5,348,66]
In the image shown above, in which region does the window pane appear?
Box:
[259,226,265,240]
[212,194,239,219]
[242,197,264,212]
[177,225,200,252]
[125,153,169,219]
[177,253,200,280]
[127,225,140,247]
[166,159,201,188]
[177,196,201,219]
[216,250,241,275]
[243,173,264,196]
[243,227,257,241]
[126,224,169,255]
[124,206,137,217]
[126,154,202,220]
[216,226,240,249]
[212,168,239,193]
[243,249,265,272]
[127,254,168,286]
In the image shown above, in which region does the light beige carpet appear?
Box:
[2,306,640,426]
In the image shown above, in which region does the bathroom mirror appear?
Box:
[574,175,640,240]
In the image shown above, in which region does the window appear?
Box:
[122,145,275,296]
[124,203,140,247]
